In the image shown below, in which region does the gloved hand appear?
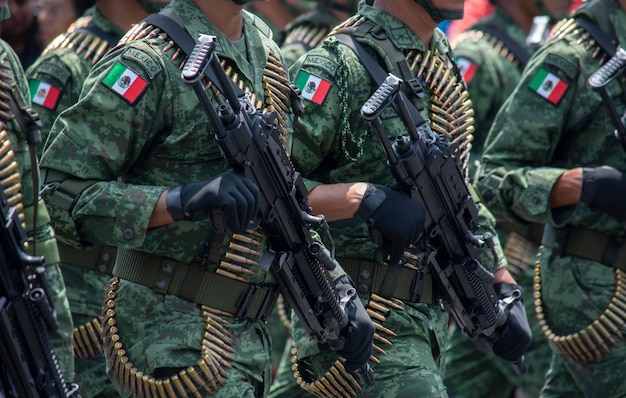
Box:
[318,277,374,372]
[355,183,425,264]
[166,170,259,233]
[491,282,532,362]
[580,166,626,221]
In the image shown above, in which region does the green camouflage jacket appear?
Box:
[289,3,506,268]
[477,0,626,239]
[39,0,289,285]
[26,8,125,155]
[452,9,532,173]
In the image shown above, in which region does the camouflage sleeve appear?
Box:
[26,50,90,157]
[453,38,504,142]
[476,40,586,227]
[40,42,170,249]
[288,38,373,192]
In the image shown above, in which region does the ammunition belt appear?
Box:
[112,248,278,321]
[57,241,116,275]
[502,231,537,279]
[102,278,235,396]
[541,225,626,271]
[293,293,404,397]
[72,317,103,360]
[535,249,626,364]
[339,258,434,303]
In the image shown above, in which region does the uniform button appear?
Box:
[359,270,370,281]
[97,264,108,273]
[155,280,167,290]
[162,263,173,274]
[532,192,540,204]
[122,229,134,240]
[358,284,369,294]
[101,252,111,262]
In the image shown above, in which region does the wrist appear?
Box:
[355,184,385,221]
[165,186,187,221]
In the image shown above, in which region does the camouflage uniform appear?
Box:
[39,1,299,396]
[269,4,510,397]
[26,8,126,397]
[444,9,552,398]
[0,40,74,381]
[476,0,626,396]
[279,1,357,67]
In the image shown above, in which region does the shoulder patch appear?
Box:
[528,67,569,105]
[121,47,161,80]
[456,57,479,84]
[544,53,577,81]
[302,54,339,78]
[295,70,332,105]
[32,61,72,86]
[102,61,149,104]
[29,79,62,110]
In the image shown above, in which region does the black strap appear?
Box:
[575,16,617,56]
[143,12,245,98]
[333,33,427,298]
[478,23,531,68]
[79,19,120,49]
[334,33,428,134]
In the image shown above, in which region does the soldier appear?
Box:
[279,0,358,67]
[0,0,75,388]
[475,0,626,396]
[271,0,533,397]
[444,1,572,396]
[38,0,373,396]
[27,1,170,396]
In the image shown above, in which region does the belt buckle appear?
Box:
[237,284,279,321]
[410,270,425,302]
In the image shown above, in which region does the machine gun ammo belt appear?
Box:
[542,225,626,271]
[112,248,278,321]
[57,241,116,275]
[338,257,434,304]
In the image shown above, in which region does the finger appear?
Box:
[223,191,244,232]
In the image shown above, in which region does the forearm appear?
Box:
[549,167,582,208]
[307,182,369,221]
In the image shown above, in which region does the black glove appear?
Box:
[580,166,626,221]
[319,277,374,373]
[166,170,260,233]
[355,183,425,264]
[491,282,532,362]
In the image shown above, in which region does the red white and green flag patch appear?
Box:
[528,68,568,105]
[456,57,478,84]
[102,62,149,104]
[295,70,332,105]
[29,79,61,110]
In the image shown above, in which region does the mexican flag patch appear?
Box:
[102,62,149,104]
[456,57,478,84]
[295,70,332,105]
[528,68,568,105]
[29,79,61,110]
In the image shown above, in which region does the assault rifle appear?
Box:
[181,34,373,384]
[360,73,527,373]
[0,186,78,396]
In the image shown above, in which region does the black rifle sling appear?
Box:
[476,16,532,68]
[575,16,626,149]
[79,19,120,48]
[143,12,245,98]
[576,16,617,56]
[334,32,428,298]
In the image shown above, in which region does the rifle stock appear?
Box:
[361,73,527,373]
[181,34,373,384]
